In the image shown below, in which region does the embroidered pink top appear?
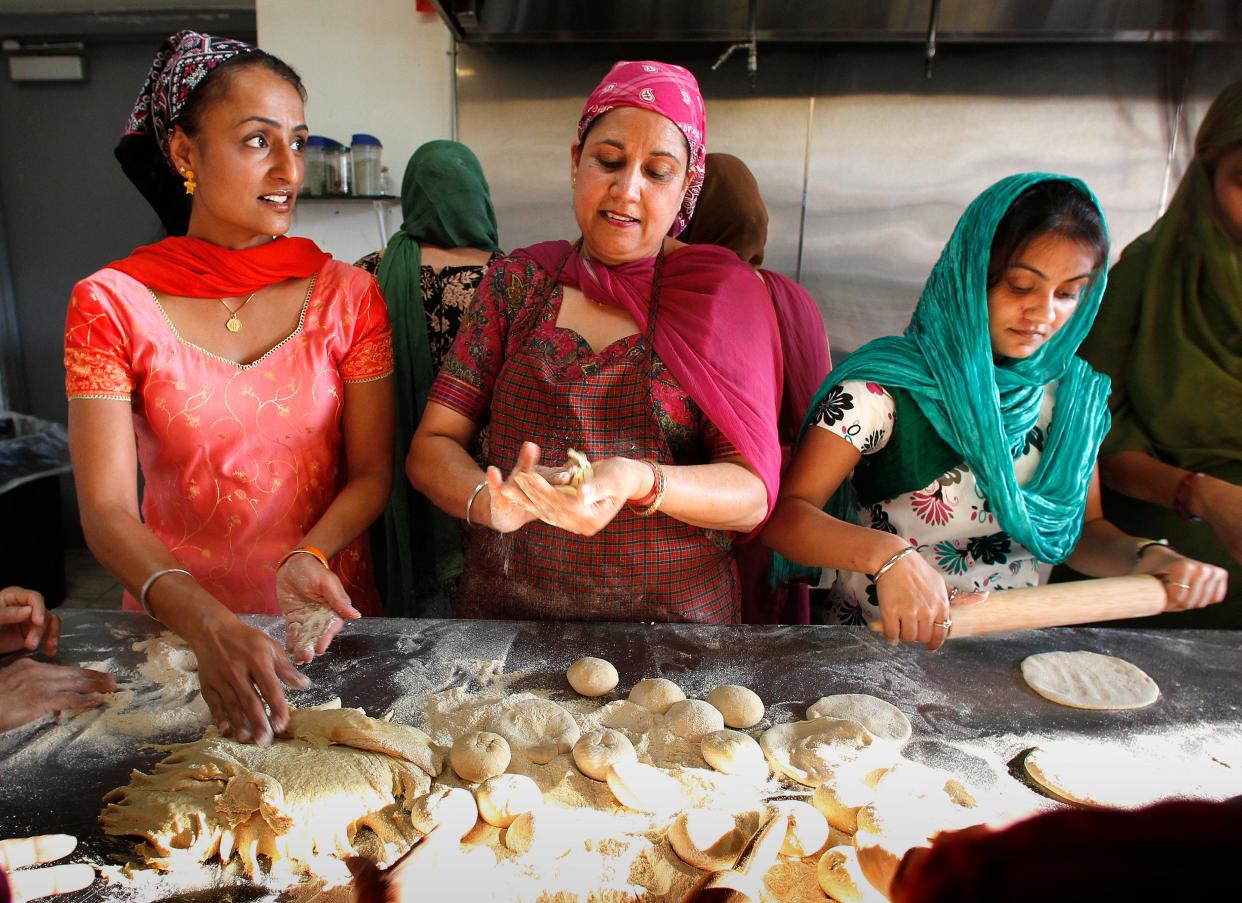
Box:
[64,259,393,615]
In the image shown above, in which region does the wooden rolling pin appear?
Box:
[867,574,1167,638]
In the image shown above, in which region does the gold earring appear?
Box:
[181,168,197,196]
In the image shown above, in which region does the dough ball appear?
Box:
[706,685,765,729]
[566,656,619,697]
[768,799,830,858]
[606,759,684,814]
[628,678,686,715]
[1020,650,1159,710]
[806,694,912,747]
[817,845,885,902]
[810,764,889,833]
[701,730,768,780]
[504,808,574,857]
[664,699,725,741]
[597,699,655,739]
[572,727,637,781]
[409,785,478,839]
[494,698,581,765]
[449,731,511,784]
[475,773,543,828]
[667,809,755,871]
[760,717,896,787]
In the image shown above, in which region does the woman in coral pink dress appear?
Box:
[64,31,393,745]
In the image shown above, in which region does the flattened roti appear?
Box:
[1020,650,1158,710]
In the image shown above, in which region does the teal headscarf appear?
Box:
[775,173,1112,582]
[376,140,500,617]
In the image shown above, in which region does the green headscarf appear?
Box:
[775,173,1112,583]
[1081,81,1242,471]
[376,140,500,617]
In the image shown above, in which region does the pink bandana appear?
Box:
[578,60,707,237]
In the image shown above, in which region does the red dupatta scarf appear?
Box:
[106,235,331,297]
[517,239,784,531]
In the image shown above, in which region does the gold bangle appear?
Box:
[278,545,331,571]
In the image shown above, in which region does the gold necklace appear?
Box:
[219,291,258,333]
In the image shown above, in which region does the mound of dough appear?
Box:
[567,657,619,697]
[628,678,686,715]
[667,809,758,871]
[1023,742,1163,808]
[494,698,581,764]
[806,694,912,746]
[760,717,895,787]
[664,699,725,741]
[450,731,511,783]
[707,685,765,729]
[701,730,768,780]
[573,728,637,781]
[606,759,684,814]
[767,799,829,858]
[475,773,543,828]
[1020,650,1159,710]
[818,845,885,902]
[100,706,437,877]
[409,785,478,839]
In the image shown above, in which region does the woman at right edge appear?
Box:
[763,174,1226,649]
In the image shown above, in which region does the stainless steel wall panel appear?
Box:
[457,40,1242,363]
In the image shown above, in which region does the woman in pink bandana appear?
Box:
[408,61,784,623]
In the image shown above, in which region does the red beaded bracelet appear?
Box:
[1173,471,1205,522]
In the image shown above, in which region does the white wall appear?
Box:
[255,0,453,261]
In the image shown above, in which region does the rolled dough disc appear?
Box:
[806,695,912,747]
[1020,650,1159,710]
[1023,743,1163,808]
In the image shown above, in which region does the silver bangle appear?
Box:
[139,567,194,621]
[465,480,488,528]
[872,546,918,584]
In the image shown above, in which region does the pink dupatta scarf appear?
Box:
[518,240,784,530]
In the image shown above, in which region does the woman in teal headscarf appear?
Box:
[763,174,1226,649]
[356,140,502,617]
[1074,82,1242,629]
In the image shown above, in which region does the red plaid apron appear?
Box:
[455,255,738,623]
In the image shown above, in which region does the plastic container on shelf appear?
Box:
[301,135,330,196]
[323,138,351,196]
[351,133,383,196]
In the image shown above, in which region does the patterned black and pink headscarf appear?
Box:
[116,29,253,235]
[125,29,254,163]
[578,60,707,237]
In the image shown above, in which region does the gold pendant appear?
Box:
[226,314,243,333]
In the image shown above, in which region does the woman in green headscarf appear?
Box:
[356,140,502,617]
[1076,82,1242,628]
[763,174,1226,649]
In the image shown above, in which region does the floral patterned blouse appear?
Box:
[355,250,503,369]
[813,379,1057,624]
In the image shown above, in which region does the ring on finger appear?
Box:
[947,586,960,603]
[934,616,953,631]
[1161,576,1192,589]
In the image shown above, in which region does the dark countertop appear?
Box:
[2,611,1240,900]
